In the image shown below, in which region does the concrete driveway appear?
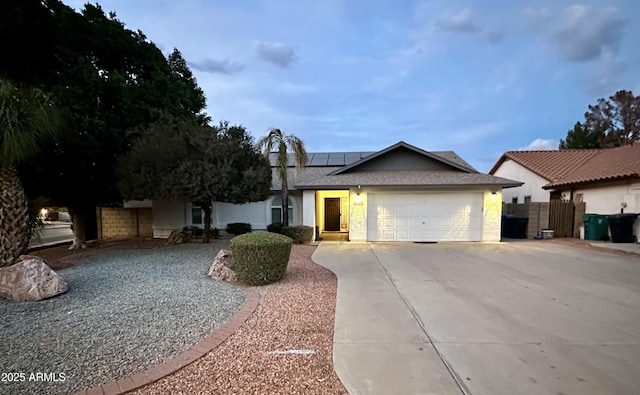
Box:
[313,241,640,395]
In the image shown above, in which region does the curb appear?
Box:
[73,289,259,395]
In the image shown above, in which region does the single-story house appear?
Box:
[490,144,640,235]
[134,141,522,242]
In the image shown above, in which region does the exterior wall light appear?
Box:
[354,192,363,204]
[491,192,498,201]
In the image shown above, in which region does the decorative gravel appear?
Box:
[131,244,348,395]
[0,241,246,395]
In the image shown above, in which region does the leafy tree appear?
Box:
[117,122,271,243]
[585,90,640,147]
[559,122,600,149]
[257,128,308,226]
[1,1,209,248]
[0,79,59,266]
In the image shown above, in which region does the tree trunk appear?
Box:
[0,167,30,267]
[282,178,289,226]
[202,202,212,243]
[68,207,87,250]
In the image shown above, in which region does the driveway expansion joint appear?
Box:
[72,288,259,395]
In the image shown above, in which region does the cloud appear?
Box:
[436,8,479,32]
[525,5,627,62]
[435,8,504,44]
[587,53,627,96]
[255,42,297,68]
[189,58,245,74]
[518,138,557,151]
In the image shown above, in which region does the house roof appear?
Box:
[330,141,476,174]
[269,141,521,191]
[489,145,640,190]
[488,150,599,181]
[543,144,640,189]
[294,170,522,189]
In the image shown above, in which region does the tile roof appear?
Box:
[544,144,640,188]
[489,144,640,189]
[489,150,599,181]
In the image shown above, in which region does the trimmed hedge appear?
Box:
[267,222,284,234]
[282,225,314,244]
[231,232,293,285]
[226,222,252,236]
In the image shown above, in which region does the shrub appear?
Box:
[231,232,293,285]
[267,222,284,234]
[210,227,221,239]
[282,225,314,244]
[226,222,252,236]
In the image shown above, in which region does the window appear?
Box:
[511,197,518,204]
[191,206,203,225]
[271,197,293,224]
[524,196,532,204]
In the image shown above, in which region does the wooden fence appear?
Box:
[503,203,549,239]
[504,201,586,238]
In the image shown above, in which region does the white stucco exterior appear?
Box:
[492,159,550,203]
[560,181,640,237]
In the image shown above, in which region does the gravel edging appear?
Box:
[0,241,246,395]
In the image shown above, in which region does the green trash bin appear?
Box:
[583,214,608,240]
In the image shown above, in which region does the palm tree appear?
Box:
[0,78,58,267]
[257,128,308,226]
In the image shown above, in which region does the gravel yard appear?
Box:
[131,244,348,395]
[0,240,246,395]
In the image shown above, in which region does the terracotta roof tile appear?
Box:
[490,150,599,182]
[545,144,640,188]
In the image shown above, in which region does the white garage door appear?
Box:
[367,193,483,241]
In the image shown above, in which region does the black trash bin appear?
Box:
[607,213,638,243]
[501,215,528,239]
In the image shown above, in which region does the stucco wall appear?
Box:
[493,160,550,203]
[315,190,350,232]
[482,190,502,241]
[213,193,302,230]
[152,200,186,238]
[565,181,640,237]
[349,189,367,241]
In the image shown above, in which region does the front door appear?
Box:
[325,198,341,231]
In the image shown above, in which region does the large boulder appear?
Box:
[166,229,188,245]
[207,249,235,282]
[0,256,68,301]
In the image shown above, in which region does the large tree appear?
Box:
[257,128,308,226]
[1,1,209,249]
[0,79,59,266]
[585,90,640,147]
[559,122,600,149]
[117,122,271,242]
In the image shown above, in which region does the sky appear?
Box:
[65,0,640,172]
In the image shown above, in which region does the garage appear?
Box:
[367,192,483,241]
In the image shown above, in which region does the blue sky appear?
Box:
[65,0,640,172]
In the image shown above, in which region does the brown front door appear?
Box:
[325,198,341,231]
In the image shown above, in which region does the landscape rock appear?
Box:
[0,256,68,301]
[208,249,236,282]
[166,229,186,245]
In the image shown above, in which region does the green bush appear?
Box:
[267,222,284,234]
[281,225,314,244]
[231,232,293,285]
[226,222,252,235]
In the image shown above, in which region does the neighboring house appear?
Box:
[137,141,521,242]
[490,144,640,235]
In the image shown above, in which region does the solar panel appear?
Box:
[310,153,328,166]
[328,153,345,166]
